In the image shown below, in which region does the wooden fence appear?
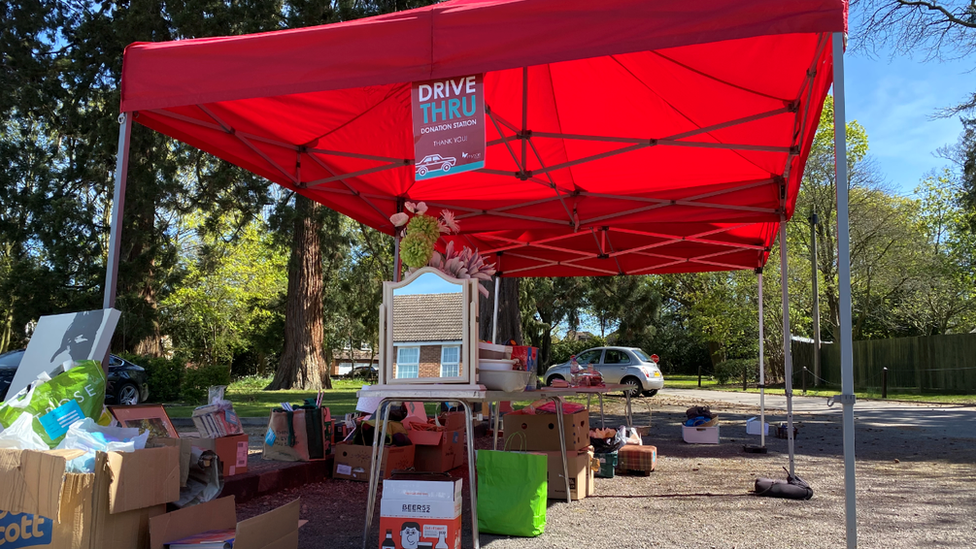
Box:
[791,333,976,393]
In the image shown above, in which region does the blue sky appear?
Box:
[844,52,976,196]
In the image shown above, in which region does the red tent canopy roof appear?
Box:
[120,0,847,277]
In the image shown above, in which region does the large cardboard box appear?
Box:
[0,446,180,549]
[503,410,590,452]
[332,442,415,482]
[189,433,250,477]
[379,477,462,549]
[413,430,464,473]
[408,414,466,473]
[149,496,299,549]
[542,448,595,501]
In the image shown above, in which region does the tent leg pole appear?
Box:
[833,30,858,549]
[393,233,401,283]
[757,269,765,448]
[103,112,131,310]
[779,221,795,476]
[492,276,500,344]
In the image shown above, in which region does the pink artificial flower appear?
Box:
[414,201,428,215]
[390,212,410,227]
[440,210,460,233]
[404,201,417,214]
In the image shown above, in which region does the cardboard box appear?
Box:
[189,433,250,477]
[383,477,462,501]
[0,446,180,549]
[379,476,461,549]
[413,430,464,473]
[542,448,595,500]
[149,496,299,549]
[332,442,415,482]
[682,424,720,444]
[378,515,461,549]
[146,437,194,487]
[503,410,590,452]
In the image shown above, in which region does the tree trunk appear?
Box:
[478,278,523,346]
[269,195,329,390]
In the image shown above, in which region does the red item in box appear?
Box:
[510,345,537,371]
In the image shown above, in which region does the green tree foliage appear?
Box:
[161,213,287,368]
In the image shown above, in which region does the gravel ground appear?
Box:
[237,393,976,549]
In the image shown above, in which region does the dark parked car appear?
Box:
[0,349,149,405]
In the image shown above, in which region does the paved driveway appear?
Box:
[659,387,976,439]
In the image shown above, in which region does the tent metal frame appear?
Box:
[103,29,858,549]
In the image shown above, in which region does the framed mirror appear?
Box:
[378,267,479,386]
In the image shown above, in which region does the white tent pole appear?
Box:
[103,113,132,310]
[393,233,401,283]
[779,221,795,476]
[492,276,500,344]
[833,31,858,549]
[757,268,765,448]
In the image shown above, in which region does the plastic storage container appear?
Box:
[479,370,532,392]
[479,358,518,371]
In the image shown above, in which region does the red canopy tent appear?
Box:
[119,0,842,277]
[109,1,859,546]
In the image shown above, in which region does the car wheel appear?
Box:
[418,166,428,176]
[546,374,564,386]
[642,389,658,397]
[621,376,642,398]
[442,163,451,172]
[115,382,141,406]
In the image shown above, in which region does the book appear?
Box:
[165,528,236,548]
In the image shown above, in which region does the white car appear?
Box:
[543,346,664,397]
[416,154,457,176]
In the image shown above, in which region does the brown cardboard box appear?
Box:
[149,496,299,549]
[146,437,194,486]
[503,410,590,452]
[542,448,595,500]
[0,446,180,549]
[188,433,250,477]
[413,430,464,473]
[332,442,415,482]
[407,412,465,473]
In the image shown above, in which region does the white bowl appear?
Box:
[479,358,518,371]
[479,370,532,392]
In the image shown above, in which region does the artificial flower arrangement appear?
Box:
[390,201,496,296]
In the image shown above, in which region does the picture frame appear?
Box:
[108,404,180,439]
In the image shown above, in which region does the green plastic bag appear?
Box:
[0,360,108,448]
[476,449,547,537]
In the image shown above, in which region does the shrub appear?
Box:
[715,358,759,385]
[119,353,185,403]
[182,364,232,404]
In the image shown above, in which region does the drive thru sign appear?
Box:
[411,74,485,180]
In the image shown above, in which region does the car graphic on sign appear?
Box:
[416,154,457,177]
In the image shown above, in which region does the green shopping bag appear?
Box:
[476,447,547,537]
[0,360,108,447]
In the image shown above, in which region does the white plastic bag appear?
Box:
[56,418,149,473]
[0,413,49,451]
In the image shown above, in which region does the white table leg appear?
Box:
[553,397,572,503]
[363,399,390,549]
[460,401,481,549]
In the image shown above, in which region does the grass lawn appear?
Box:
[664,374,976,406]
[164,374,976,419]
[165,377,362,419]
